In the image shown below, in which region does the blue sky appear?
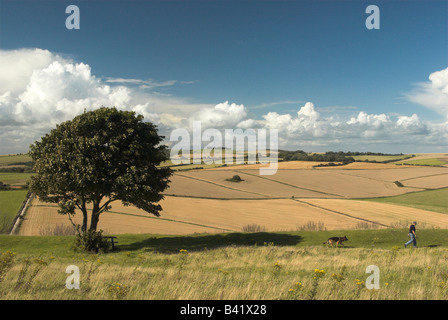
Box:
[0,0,447,154]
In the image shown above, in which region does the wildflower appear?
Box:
[313,269,325,278]
[107,282,129,299]
[179,249,188,254]
[331,273,345,282]
[355,279,365,287]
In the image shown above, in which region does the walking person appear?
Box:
[405,221,417,248]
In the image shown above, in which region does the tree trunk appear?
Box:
[81,202,88,232]
[89,212,100,231]
[89,200,101,231]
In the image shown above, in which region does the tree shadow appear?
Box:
[118,232,303,253]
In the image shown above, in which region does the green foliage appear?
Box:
[226,174,244,182]
[29,107,173,231]
[73,228,111,253]
[394,181,404,187]
[278,150,355,164]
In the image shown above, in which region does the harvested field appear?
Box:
[19,197,372,235]
[315,162,414,170]
[171,163,448,199]
[18,160,448,235]
[300,199,448,229]
[165,173,268,199]
[20,194,447,235]
[174,170,340,198]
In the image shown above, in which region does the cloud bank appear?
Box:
[0,48,446,154]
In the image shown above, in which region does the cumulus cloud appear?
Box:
[406,67,448,118]
[236,102,442,152]
[188,101,248,129]
[1,48,446,154]
[0,48,208,154]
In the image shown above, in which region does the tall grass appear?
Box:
[1,244,448,299]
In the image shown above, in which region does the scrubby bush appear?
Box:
[226,175,244,182]
[73,228,111,253]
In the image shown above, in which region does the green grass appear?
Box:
[1,229,448,300]
[400,158,448,166]
[0,189,29,233]
[0,154,32,165]
[362,188,448,214]
[1,228,447,257]
[0,229,448,300]
[0,172,33,186]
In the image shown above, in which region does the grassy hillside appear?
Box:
[363,188,448,214]
[0,154,32,165]
[2,228,447,255]
[0,189,29,233]
[400,158,448,166]
[1,229,448,300]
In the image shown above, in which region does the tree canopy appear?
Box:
[29,107,172,231]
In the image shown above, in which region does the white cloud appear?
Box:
[0,48,204,154]
[188,101,248,129]
[1,48,446,155]
[406,67,448,118]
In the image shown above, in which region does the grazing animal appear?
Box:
[324,236,348,247]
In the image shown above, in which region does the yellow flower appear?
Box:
[313,268,325,278]
[179,249,188,254]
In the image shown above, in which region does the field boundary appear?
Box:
[106,210,235,232]
[293,198,391,228]
[9,191,33,235]
[234,170,344,197]
[174,172,272,197]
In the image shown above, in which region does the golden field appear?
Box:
[18,160,448,235]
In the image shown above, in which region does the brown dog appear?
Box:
[324,236,348,247]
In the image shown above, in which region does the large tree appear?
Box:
[29,107,172,232]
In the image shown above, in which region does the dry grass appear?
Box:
[2,245,448,300]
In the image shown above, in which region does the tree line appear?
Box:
[278,150,355,164]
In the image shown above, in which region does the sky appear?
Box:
[0,0,447,155]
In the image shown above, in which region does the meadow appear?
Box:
[1,229,448,300]
[0,189,29,233]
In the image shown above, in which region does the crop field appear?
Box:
[17,159,448,236]
[396,153,448,167]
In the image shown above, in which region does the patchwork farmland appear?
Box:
[17,159,448,235]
